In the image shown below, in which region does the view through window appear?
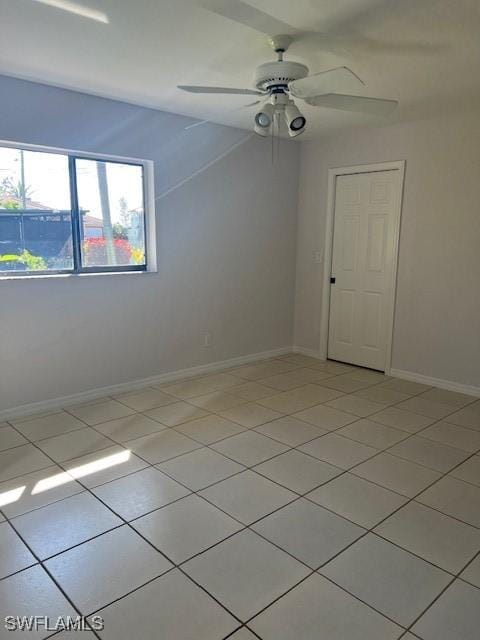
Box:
[0,144,147,274]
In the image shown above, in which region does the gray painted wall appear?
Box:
[294,112,480,388]
[0,75,299,411]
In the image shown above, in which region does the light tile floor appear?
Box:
[1,354,480,639]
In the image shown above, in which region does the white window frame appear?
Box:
[0,139,156,277]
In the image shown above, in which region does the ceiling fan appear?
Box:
[178,33,398,137]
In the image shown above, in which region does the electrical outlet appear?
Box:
[314,250,323,264]
[203,332,212,347]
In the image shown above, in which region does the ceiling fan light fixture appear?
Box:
[255,112,271,127]
[285,100,306,137]
[254,102,275,127]
[254,102,275,136]
[291,115,306,131]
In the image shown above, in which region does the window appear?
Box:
[0,143,149,275]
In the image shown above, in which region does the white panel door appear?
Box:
[328,170,401,371]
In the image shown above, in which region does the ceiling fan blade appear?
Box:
[295,30,446,58]
[309,0,449,57]
[289,67,364,100]
[178,85,262,95]
[324,0,439,34]
[199,0,296,36]
[339,34,447,56]
[305,93,398,115]
[184,100,261,130]
[199,0,447,59]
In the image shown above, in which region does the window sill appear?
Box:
[0,270,157,281]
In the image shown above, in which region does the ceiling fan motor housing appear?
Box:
[254,61,309,92]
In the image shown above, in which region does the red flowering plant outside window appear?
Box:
[82,237,132,267]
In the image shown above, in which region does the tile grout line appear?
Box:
[2,360,480,636]
[0,515,103,640]
[6,360,473,478]
[0,421,465,637]
[221,624,263,640]
[5,374,480,539]
[0,412,416,633]
[91,368,480,632]
[1,433,250,633]
[14,385,343,631]
[3,436,480,632]
[401,541,479,636]
[4,373,480,542]
[313,441,480,632]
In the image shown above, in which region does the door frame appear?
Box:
[319,160,406,374]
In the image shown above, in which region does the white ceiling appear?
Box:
[1,0,480,139]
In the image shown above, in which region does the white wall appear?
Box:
[0,75,299,412]
[294,111,480,389]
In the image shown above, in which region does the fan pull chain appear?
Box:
[271,113,275,165]
[277,112,281,162]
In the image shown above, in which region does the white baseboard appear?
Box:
[1,346,292,422]
[292,346,325,359]
[6,348,478,422]
[292,351,480,399]
[390,368,480,399]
